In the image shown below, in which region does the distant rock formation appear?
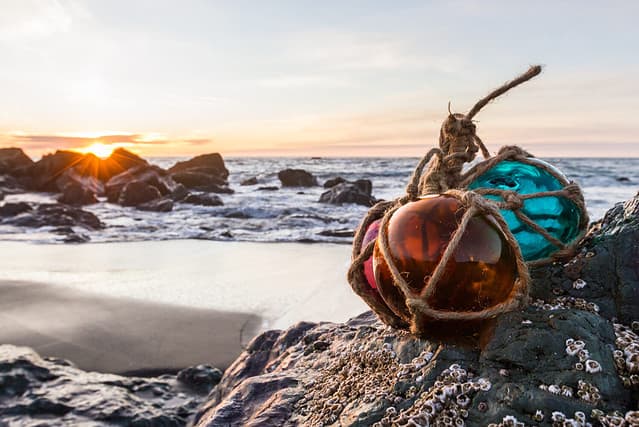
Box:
[319,179,376,206]
[168,153,232,194]
[278,169,318,187]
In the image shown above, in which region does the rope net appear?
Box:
[347,65,589,336]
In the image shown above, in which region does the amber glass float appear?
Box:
[373,195,518,333]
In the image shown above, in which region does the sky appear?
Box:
[1,0,638,159]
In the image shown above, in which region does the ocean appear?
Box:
[1,157,638,244]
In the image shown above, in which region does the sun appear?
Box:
[82,142,114,159]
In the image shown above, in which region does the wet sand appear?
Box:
[0,240,368,374]
[0,280,261,374]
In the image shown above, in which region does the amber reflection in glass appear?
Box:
[361,219,381,289]
[373,195,517,314]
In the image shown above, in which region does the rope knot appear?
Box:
[502,191,524,210]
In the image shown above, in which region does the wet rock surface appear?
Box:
[0,345,209,426]
[0,203,102,230]
[195,194,639,426]
[278,169,318,187]
[319,179,376,206]
[168,154,232,194]
[106,165,177,203]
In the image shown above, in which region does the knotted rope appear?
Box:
[348,65,586,335]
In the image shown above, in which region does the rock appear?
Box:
[1,203,102,230]
[102,147,147,181]
[0,202,32,217]
[257,186,279,191]
[197,184,234,194]
[182,194,223,207]
[318,179,376,206]
[194,194,639,426]
[28,150,88,191]
[168,153,229,180]
[169,183,189,201]
[323,176,346,188]
[0,344,209,426]
[119,181,163,206]
[106,165,176,203]
[0,175,24,194]
[137,198,174,212]
[277,169,318,187]
[0,147,33,176]
[57,181,99,206]
[616,177,631,182]
[172,171,226,189]
[240,177,258,186]
[317,229,355,238]
[177,365,223,393]
[55,168,104,195]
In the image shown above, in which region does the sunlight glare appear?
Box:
[82,142,114,159]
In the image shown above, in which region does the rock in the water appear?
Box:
[171,171,225,189]
[1,203,102,230]
[168,153,229,179]
[0,344,209,426]
[318,179,376,206]
[240,177,258,186]
[257,186,279,191]
[106,165,176,203]
[277,169,318,187]
[137,198,174,212]
[323,176,346,188]
[57,181,99,206]
[194,193,639,426]
[169,183,189,201]
[118,180,163,206]
[0,202,32,217]
[182,194,223,207]
[0,147,33,176]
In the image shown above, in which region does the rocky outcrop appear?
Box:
[182,194,224,207]
[168,154,232,194]
[105,165,176,203]
[0,203,102,230]
[118,181,163,206]
[278,169,318,187]
[0,345,215,426]
[241,177,258,186]
[57,181,99,206]
[323,176,346,188]
[195,193,639,426]
[25,148,147,192]
[319,179,376,206]
[0,147,33,176]
[137,198,174,212]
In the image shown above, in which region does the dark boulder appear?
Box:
[240,177,258,186]
[55,168,104,195]
[318,179,376,206]
[169,183,189,201]
[182,194,223,207]
[0,202,32,217]
[323,176,346,188]
[0,345,209,426]
[171,171,226,189]
[1,203,102,230]
[194,194,639,426]
[57,181,99,206]
[257,186,279,191]
[118,181,162,207]
[277,169,317,187]
[177,364,223,393]
[106,165,176,203]
[137,198,174,212]
[0,147,33,176]
[101,147,147,181]
[168,153,229,180]
[28,150,88,191]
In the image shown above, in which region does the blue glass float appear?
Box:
[467,159,581,261]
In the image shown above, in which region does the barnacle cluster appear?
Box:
[565,339,602,373]
[612,322,639,389]
[531,297,599,314]
[487,414,524,427]
[378,363,491,426]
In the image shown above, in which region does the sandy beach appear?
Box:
[0,240,367,374]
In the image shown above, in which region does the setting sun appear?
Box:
[81,142,114,159]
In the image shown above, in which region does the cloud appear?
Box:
[0,0,86,42]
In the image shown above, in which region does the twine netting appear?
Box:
[348,65,588,335]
